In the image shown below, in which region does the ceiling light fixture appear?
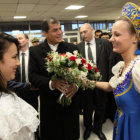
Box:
[65,5,84,10]
[13,16,27,19]
[75,15,88,18]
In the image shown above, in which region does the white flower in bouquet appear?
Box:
[47,68,53,73]
[73,50,78,55]
[76,58,82,65]
[46,51,102,106]
[79,71,88,80]
[66,52,72,57]
[60,55,66,61]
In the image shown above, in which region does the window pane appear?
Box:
[72,24,78,30]
[108,22,114,30]
[61,25,64,31]
[102,23,106,29]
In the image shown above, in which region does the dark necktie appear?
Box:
[87,42,93,62]
[21,53,26,82]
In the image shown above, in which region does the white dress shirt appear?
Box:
[85,38,96,64]
[48,43,59,51]
[48,43,59,90]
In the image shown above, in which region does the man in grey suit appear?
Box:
[78,23,113,140]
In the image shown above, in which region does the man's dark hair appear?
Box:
[41,17,60,33]
[95,30,102,34]
[99,32,111,38]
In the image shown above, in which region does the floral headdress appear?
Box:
[122,2,140,41]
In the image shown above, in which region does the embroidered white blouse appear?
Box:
[109,55,140,93]
[0,92,39,140]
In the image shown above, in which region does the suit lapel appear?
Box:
[56,42,69,53]
[56,42,64,53]
[78,42,86,58]
[41,42,51,58]
[15,53,21,81]
[81,42,86,58]
[95,38,102,65]
[15,66,21,82]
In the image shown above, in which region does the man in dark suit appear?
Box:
[29,17,79,140]
[78,23,113,140]
[15,33,39,111]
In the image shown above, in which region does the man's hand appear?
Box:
[51,79,69,93]
[65,84,78,99]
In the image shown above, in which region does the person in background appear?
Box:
[95,29,102,38]
[0,32,39,140]
[73,41,78,45]
[92,2,140,140]
[15,33,39,111]
[32,37,40,46]
[29,17,80,140]
[78,23,113,140]
[99,32,111,40]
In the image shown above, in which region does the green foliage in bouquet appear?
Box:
[46,51,102,106]
[57,92,72,107]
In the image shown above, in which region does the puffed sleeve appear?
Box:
[109,61,124,89]
[132,57,140,93]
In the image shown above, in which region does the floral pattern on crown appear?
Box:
[122,2,140,40]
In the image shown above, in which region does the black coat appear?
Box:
[78,38,113,82]
[77,38,113,130]
[14,50,39,111]
[29,41,80,140]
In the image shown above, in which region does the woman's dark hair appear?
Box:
[0,32,19,95]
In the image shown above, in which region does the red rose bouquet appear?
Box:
[46,50,102,106]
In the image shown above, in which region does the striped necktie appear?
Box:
[87,42,94,62]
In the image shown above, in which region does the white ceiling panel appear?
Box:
[0,0,18,4]
[33,4,54,12]
[0,0,139,22]
[58,0,91,5]
[38,0,58,5]
[16,4,35,12]
[0,4,17,11]
[18,0,39,4]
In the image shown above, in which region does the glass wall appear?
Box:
[108,22,114,31]
[0,20,114,44]
[0,20,114,33]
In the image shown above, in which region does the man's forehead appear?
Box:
[80,28,87,32]
[49,23,60,27]
[80,26,90,32]
[17,34,24,38]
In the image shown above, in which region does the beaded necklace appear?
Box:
[114,57,139,96]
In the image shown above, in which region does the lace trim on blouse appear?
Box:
[0,92,39,139]
[109,56,140,90]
